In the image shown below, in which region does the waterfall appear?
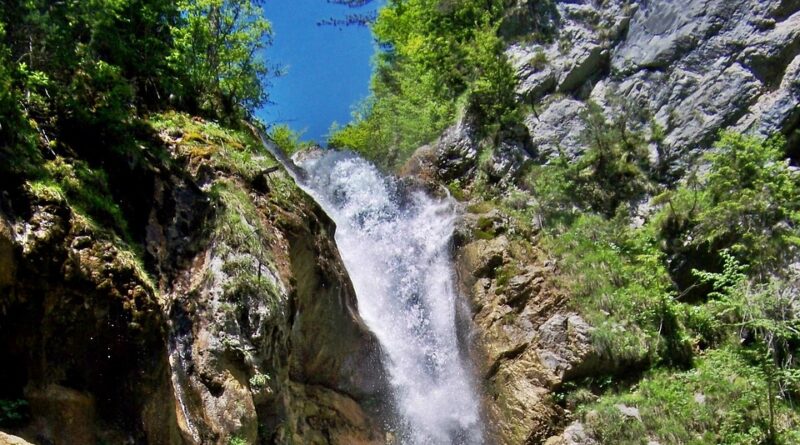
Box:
[292,150,484,445]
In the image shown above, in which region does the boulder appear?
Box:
[525,98,587,161]
[547,422,599,445]
[435,118,479,181]
[536,313,598,382]
[25,385,96,445]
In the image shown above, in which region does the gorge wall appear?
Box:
[0,114,390,445]
[402,0,800,444]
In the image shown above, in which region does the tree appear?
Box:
[694,251,800,442]
[318,0,379,27]
[571,101,652,216]
[169,0,273,118]
[697,132,799,274]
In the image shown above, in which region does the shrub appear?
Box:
[582,349,800,445]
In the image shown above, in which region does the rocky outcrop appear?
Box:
[453,209,619,445]
[0,116,389,444]
[507,0,800,168]
[434,118,480,181]
[149,122,390,445]
[0,188,179,444]
[0,432,35,445]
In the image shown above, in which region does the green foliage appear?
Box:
[693,252,800,398]
[573,101,653,216]
[521,101,656,224]
[249,372,270,389]
[228,436,247,445]
[657,132,799,274]
[0,399,29,428]
[329,0,523,169]
[209,179,268,254]
[169,0,273,118]
[700,132,799,271]
[25,156,131,240]
[0,0,272,144]
[328,66,455,168]
[583,349,800,444]
[148,112,277,181]
[268,124,312,156]
[547,212,688,367]
[523,152,579,227]
[545,130,800,442]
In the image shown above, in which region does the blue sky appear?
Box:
[257,0,380,143]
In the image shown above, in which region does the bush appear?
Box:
[546,213,689,367]
[582,349,800,444]
[0,399,29,428]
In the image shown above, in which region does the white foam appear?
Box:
[296,151,483,445]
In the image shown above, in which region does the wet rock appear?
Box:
[161,157,389,443]
[24,385,96,445]
[0,121,389,445]
[487,351,561,444]
[457,236,508,284]
[399,144,438,186]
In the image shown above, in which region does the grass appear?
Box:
[581,348,800,444]
[542,213,687,368]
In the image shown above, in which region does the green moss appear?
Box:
[26,156,133,245]
[447,181,469,201]
[495,262,519,289]
[466,200,495,214]
[209,179,269,255]
[25,179,65,203]
[148,111,278,181]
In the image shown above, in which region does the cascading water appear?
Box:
[291,150,484,445]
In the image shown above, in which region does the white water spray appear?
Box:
[294,150,484,445]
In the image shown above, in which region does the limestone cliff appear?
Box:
[404,1,800,444]
[0,113,389,445]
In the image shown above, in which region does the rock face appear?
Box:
[0,119,389,444]
[453,210,620,445]
[507,0,800,168]
[0,188,177,445]
[435,118,480,181]
[440,2,800,444]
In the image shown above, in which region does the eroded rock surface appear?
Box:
[507,0,800,167]
[0,121,389,444]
